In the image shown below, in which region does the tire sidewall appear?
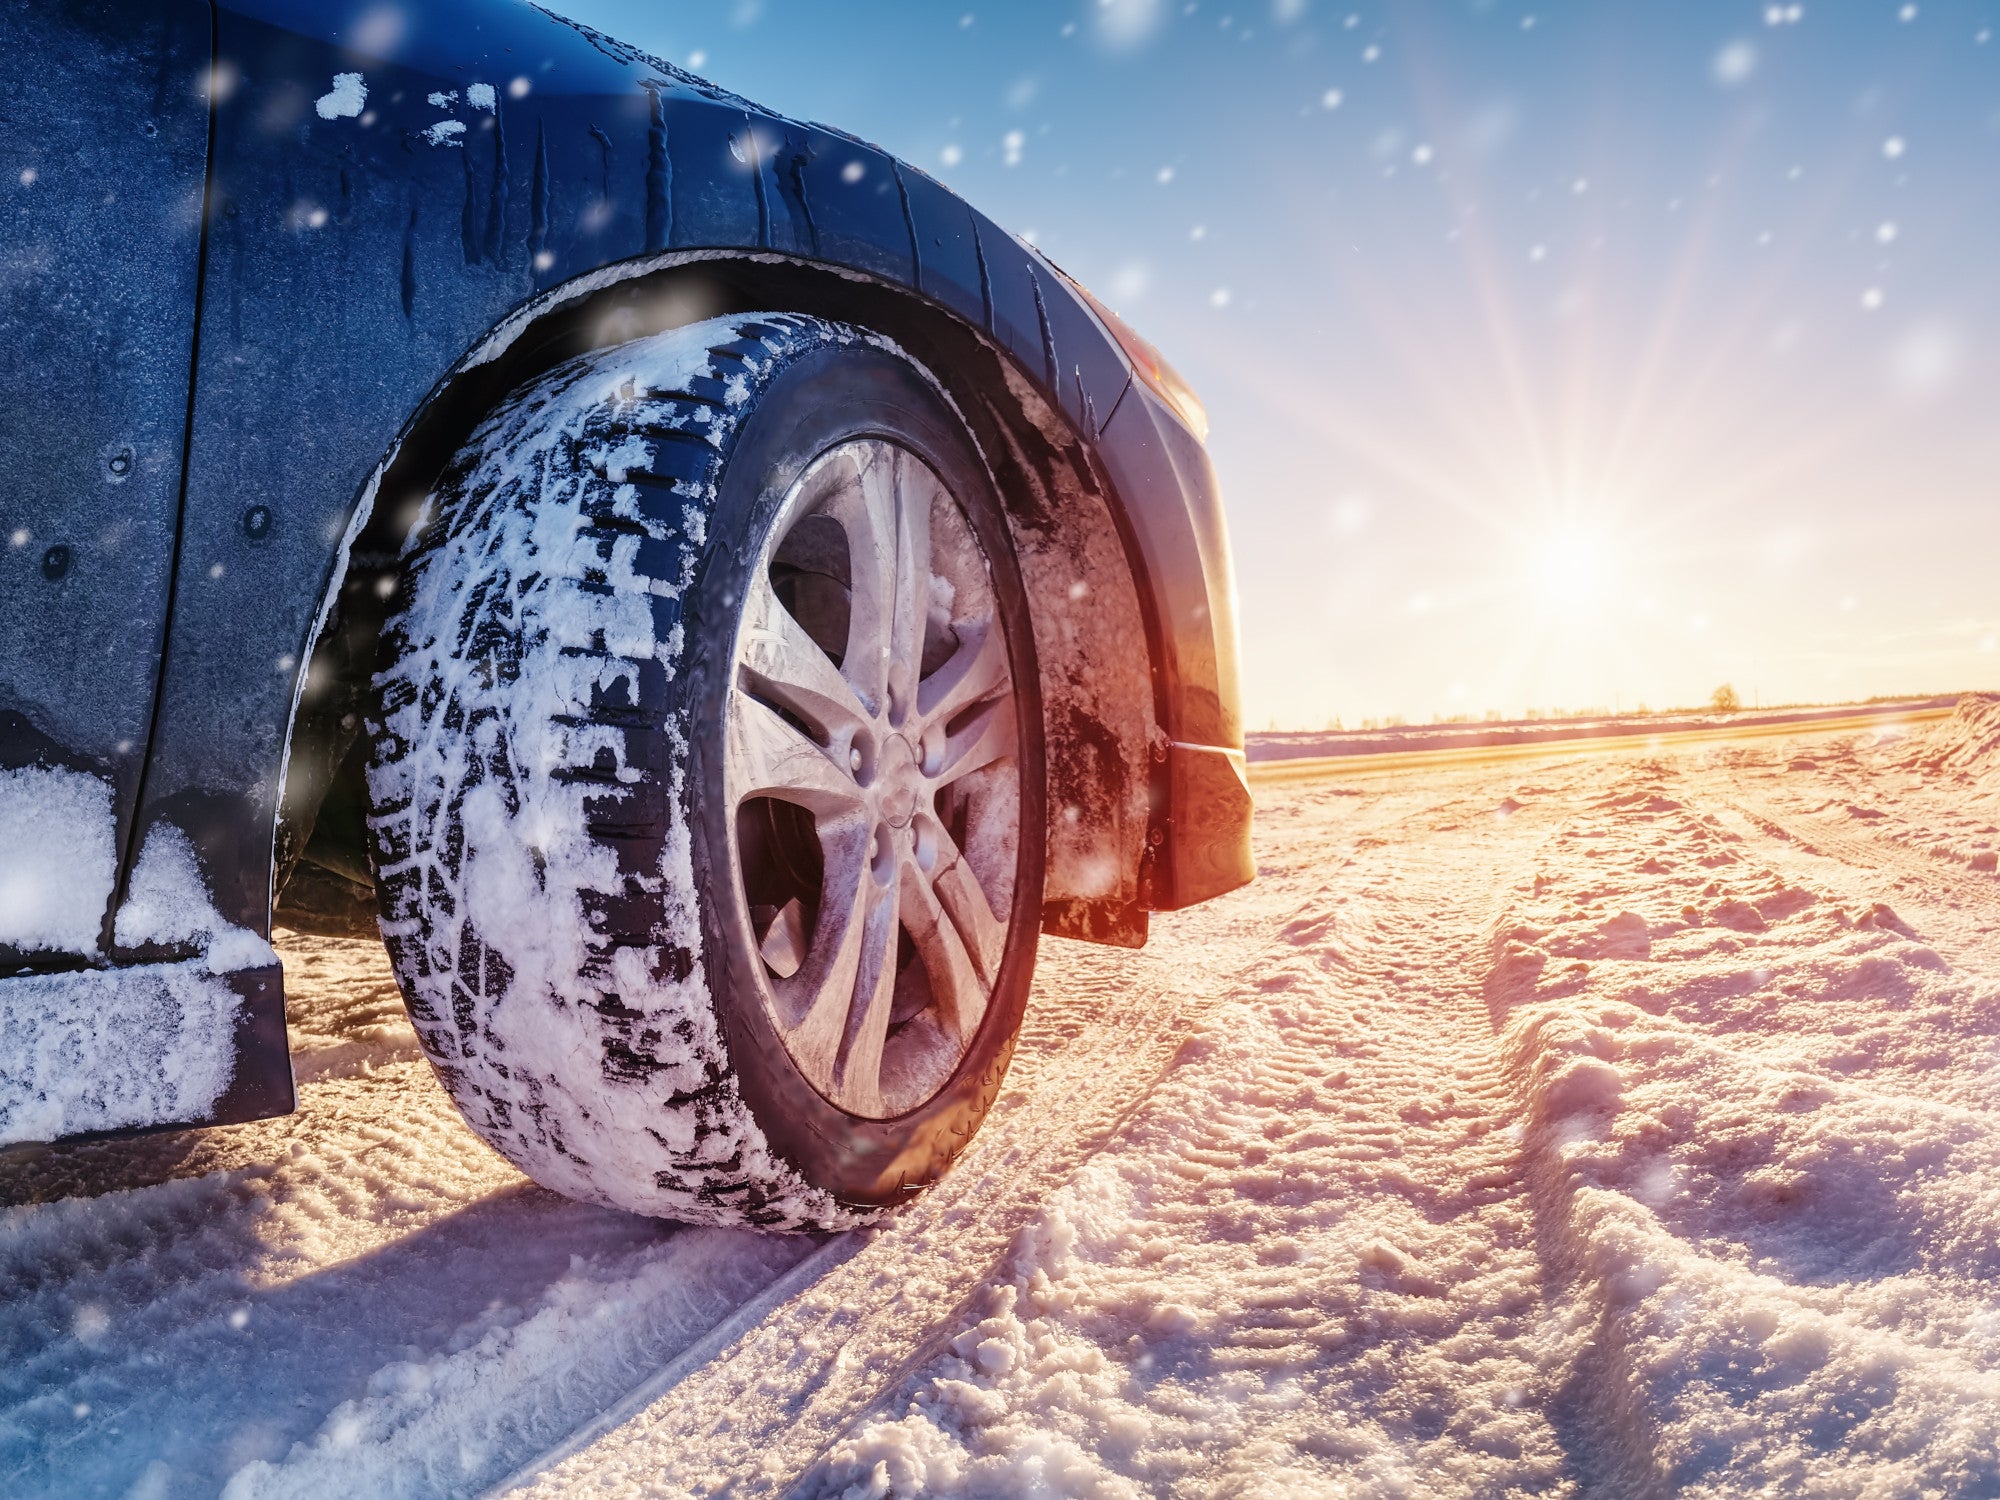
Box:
[682,343,1046,1207]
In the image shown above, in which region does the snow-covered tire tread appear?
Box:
[366,314,893,1232]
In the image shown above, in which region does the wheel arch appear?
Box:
[279,253,1164,947]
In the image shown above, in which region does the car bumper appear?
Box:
[1092,383,1254,911]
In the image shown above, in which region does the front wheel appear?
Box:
[366,314,1044,1230]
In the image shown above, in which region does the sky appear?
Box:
[557,0,2000,728]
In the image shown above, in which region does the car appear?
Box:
[0,0,1253,1230]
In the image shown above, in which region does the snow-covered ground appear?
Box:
[10,696,2000,1497]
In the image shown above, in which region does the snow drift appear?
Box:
[1900,691,2000,780]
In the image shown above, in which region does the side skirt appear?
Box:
[0,960,294,1148]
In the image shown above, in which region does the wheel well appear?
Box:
[278,257,1160,947]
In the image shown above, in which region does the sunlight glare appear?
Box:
[1526,524,1615,615]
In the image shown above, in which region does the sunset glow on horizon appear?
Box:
[563,0,2000,727]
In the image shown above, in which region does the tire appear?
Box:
[365,313,1045,1230]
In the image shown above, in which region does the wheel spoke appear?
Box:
[738,571,871,747]
[932,694,1017,788]
[771,823,872,1093]
[726,687,865,815]
[758,897,808,979]
[918,813,1008,987]
[823,445,900,716]
[902,850,993,1040]
[916,620,1009,738]
[887,454,937,725]
[833,871,901,1116]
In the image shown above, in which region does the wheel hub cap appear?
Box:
[877,734,921,828]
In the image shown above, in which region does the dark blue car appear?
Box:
[0,0,1251,1228]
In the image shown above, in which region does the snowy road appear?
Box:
[9,700,2000,1497]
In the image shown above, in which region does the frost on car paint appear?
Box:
[114,822,279,975]
[0,963,240,1145]
[465,82,497,111]
[313,71,365,121]
[420,119,466,147]
[0,764,117,957]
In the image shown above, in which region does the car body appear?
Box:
[0,0,1252,1149]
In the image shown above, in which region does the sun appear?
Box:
[1524,523,1617,617]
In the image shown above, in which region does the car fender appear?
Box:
[132,0,1243,957]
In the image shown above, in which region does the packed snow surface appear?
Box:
[0,764,116,956]
[11,696,2000,1495]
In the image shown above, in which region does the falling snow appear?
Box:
[1713,39,1759,85]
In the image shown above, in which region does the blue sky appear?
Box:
[558,0,2000,726]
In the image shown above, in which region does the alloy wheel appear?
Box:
[724,438,1022,1119]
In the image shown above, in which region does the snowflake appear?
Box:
[1713,41,1757,86]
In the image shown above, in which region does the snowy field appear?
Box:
[9,697,2000,1498]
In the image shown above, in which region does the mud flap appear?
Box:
[1157,742,1255,910]
[208,963,297,1129]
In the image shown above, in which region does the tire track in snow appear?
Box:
[1726,794,2000,954]
[0,941,817,1500]
[1708,725,2000,942]
[1482,760,1685,1498]
[499,896,1330,1496]
[1486,750,2000,1496]
[509,778,1582,1497]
